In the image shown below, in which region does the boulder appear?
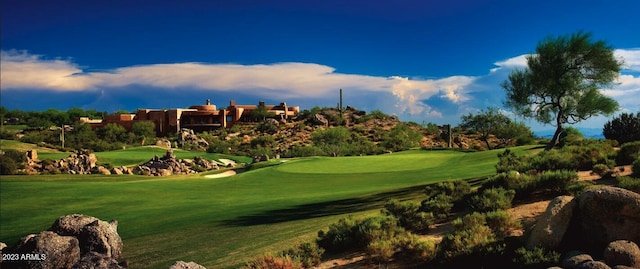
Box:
[50,214,123,259]
[575,261,612,269]
[562,251,594,268]
[26,149,38,162]
[168,261,207,269]
[311,113,328,127]
[156,139,172,149]
[576,187,640,251]
[603,240,640,268]
[527,196,576,249]
[72,251,126,269]
[111,167,123,175]
[264,118,280,126]
[95,166,112,175]
[13,231,81,269]
[0,241,6,250]
[78,220,123,259]
[50,214,100,235]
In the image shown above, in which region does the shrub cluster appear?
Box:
[469,187,515,212]
[617,141,640,165]
[421,181,472,219]
[484,170,578,199]
[384,199,434,231]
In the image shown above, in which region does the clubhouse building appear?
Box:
[80,99,300,136]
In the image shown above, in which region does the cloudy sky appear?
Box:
[2,0,639,131]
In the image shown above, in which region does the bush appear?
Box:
[421,194,454,220]
[282,242,324,268]
[496,149,531,173]
[532,170,578,194]
[513,246,560,268]
[241,254,302,269]
[469,188,515,212]
[592,163,612,178]
[397,233,437,262]
[603,112,640,144]
[286,145,325,157]
[0,155,18,175]
[633,157,640,177]
[484,171,534,192]
[484,210,521,238]
[317,215,403,253]
[439,212,496,259]
[617,141,640,165]
[617,176,640,194]
[424,180,472,201]
[384,199,434,231]
[366,238,396,263]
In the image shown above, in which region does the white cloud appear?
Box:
[615,48,640,71]
[0,50,97,91]
[490,54,530,73]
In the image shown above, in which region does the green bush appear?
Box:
[282,242,324,268]
[366,238,396,263]
[317,215,403,253]
[241,254,302,269]
[286,145,325,157]
[469,188,515,212]
[532,170,578,194]
[617,176,640,194]
[565,181,596,197]
[384,199,433,231]
[617,141,640,165]
[603,112,640,145]
[421,194,454,220]
[495,149,531,173]
[513,246,560,268]
[397,233,437,262]
[424,180,472,201]
[592,163,612,178]
[439,212,497,259]
[0,155,18,175]
[633,157,640,177]
[484,210,521,238]
[484,171,534,192]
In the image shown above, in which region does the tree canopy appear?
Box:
[501,32,621,149]
[460,107,511,150]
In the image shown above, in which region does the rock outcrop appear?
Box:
[168,261,207,269]
[133,149,223,176]
[527,195,576,249]
[2,214,125,269]
[575,187,640,251]
[603,240,640,268]
[178,129,209,149]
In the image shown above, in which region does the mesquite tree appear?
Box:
[501,32,621,150]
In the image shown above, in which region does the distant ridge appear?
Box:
[534,127,604,139]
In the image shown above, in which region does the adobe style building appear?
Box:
[80,99,300,136]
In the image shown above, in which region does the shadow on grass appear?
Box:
[221,176,490,227]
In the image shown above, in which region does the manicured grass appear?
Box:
[0,146,534,268]
[94,146,251,167]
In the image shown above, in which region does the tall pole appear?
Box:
[339,89,343,117]
[60,124,65,149]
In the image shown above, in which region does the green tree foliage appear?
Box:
[616,141,640,165]
[384,199,434,231]
[495,121,535,146]
[131,121,156,143]
[250,105,276,121]
[97,123,128,144]
[501,32,621,150]
[311,126,352,156]
[603,112,640,144]
[460,107,511,150]
[67,123,98,149]
[0,155,18,175]
[381,124,423,151]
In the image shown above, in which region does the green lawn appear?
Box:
[0,146,533,268]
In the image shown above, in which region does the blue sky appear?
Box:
[2,0,639,131]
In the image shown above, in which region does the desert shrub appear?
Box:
[532,170,578,194]
[617,176,640,194]
[495,149,531,173]
[424,180,472,201]
[603,112,640,144]
[484,171,534,192]
[513,246,560,268]
[633,157,640,177]
[381,124,423,152]
[0,155,18,175]
[484,210,521,238]
[366,238,396,263]
[566,181,596,196]
[592,163,612,178]
[384,199,434,231]
[617,141,640,165]
[439,212,497,259]
[397,233,437,262]
[421,194,454,220]
[558,126,584,147]
[250,135,276,148]
[563,142,616,170]
[529,149,574,171]
[20,133,45,144]
[286,145,325,157]
[3,149,27,164]
[282,242,324,268]
[241,254,302,269]
[317,215,403,253]
[469,188,515,212]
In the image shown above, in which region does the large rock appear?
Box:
[528,196,576,249]
[72,251,126,269]
[50,214,123,259]
[603,240,640,268]
[13,231,81,269]
[576,187,640,251]
[168,261,207,269]
[311,113,328,127]
[561,251,594,268]
[575,261,612,269]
